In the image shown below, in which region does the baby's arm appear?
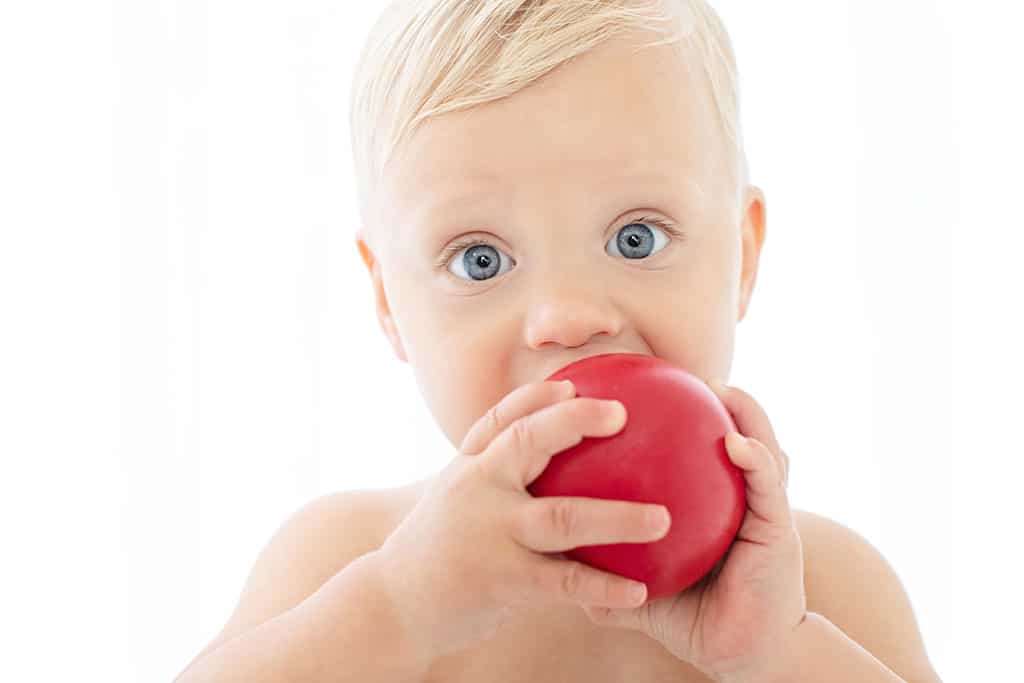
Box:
[173,492,430,683]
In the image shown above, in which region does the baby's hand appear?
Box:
[373,380,671,660]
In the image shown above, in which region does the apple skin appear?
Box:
[527,353,746,601]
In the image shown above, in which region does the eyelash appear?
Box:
[436,215,686,270]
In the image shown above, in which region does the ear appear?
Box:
[355,232,408,363]
[737,185,767,323]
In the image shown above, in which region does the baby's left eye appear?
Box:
[605,221,671,260]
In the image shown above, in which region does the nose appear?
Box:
[523,276,623,350]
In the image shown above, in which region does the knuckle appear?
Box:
[512,414,536,453]
[560,560,585,599]
[549,498,579,540]
[484,403,503,435]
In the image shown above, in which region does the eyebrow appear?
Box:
[410,177,503,226]
[415,192,492,223]
[412,169,697,226]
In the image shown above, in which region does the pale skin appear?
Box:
[348,28,941,683]
[171,26,942,683]
[356,30,764,450]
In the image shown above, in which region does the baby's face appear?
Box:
[357,29,766,451]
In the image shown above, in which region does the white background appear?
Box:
[0,1,1018,680]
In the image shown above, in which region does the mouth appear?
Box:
[539,349,650,383]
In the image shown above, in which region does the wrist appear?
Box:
[292,550,438,682]
[363,549,442,671]
[712,612,810,683]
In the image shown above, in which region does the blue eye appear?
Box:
[442,217,680,282]
[447,242,514,282]
[605,221,671,260]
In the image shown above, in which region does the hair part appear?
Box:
[349,0,749,240]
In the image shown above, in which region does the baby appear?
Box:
[176,2,943,682]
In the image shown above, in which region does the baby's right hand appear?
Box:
[372,379,672,660]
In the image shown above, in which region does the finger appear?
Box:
[527,553,650,609]
[581,603,647,632]
[513,496,671,554]
[479,396,628,489]
[725,433,793,528]
[708,380,789,485]
[707,380,782,456]
[460,380,576,456]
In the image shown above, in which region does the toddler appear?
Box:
[176,2,942,681]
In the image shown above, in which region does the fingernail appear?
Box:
[629,582,647,603]
[726,432,747,449]
[648,506,670,531]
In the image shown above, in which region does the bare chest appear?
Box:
[422,603,713,683]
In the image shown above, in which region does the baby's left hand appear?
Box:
[582,380,808,682]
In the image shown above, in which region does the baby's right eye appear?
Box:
[447,242,515,282]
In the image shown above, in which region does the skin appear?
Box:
[356,28,767,453]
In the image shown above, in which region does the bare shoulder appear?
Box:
[791,508,942,682]
[183,477,432,671]
[292,477,431,558]
[791,507,870,613]
[233,477,432,610]
[791,507,888,610]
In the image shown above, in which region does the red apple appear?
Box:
[527,352,746,601]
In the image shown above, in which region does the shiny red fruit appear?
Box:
[527,353,746,601]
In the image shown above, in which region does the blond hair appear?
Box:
[349,0,748,238]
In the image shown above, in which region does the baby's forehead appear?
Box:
[376,38,733,240]
[386,119,719,233]
[389,104,719,219]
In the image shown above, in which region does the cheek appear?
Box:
[416,332,514,450]
[639,288,734,379]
